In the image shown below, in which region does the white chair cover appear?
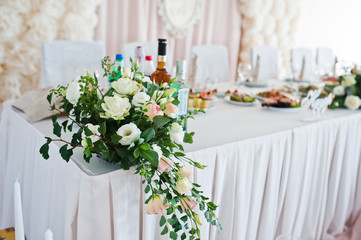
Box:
[250,46,278,81]
[122,42,157,68]
[316,47,335,75]
[190,45,229,86]
[291,48,314,80]
[41,41,105,87]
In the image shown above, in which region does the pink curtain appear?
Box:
[94,0,242,81]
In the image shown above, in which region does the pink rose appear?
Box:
[180,197,198,212]
[158,156,173,172]
[145,195,170,215]
[164,97,178,118]
[145,100,164,121]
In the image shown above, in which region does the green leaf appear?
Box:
[181,232,187,240]
[84,126,92,136]
[111,135,122,144]
[84,148,91,158]
[62,120,69,132]
[144,185,150,194]
[153,116,170,128]
[53,122,62,137]
[133,148,140,158]
[39,142,50,159]
[167,218,177,226]
[140,149,159,167]
[180,215,188,223]
[140,128,156,142]
[140,143,151,150]
[160,226,168,235]
[183,132,194,144]
[160,215,166,226]
[170,231,178,240]
[174,152,185,157]
[59,144,73,162]
[47,92,53,104]
[99,122,106,136]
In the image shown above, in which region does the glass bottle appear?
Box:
[109,54,124,84]
[135,46,144,73]
[144,55,155,78]
[173,60,190,130]
[151,39,171,85]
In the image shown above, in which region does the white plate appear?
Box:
[224,95,257,106]
[267,106,302,113]
[244,81,269,88]
[285,78,310,83]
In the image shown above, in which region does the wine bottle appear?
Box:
[151,39,171,85]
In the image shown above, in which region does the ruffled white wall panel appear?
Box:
[0,0,102,112]
[239,0,302,77]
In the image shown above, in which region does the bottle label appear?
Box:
[177,88,189,116]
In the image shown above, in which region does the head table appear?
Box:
[1,86,361,240]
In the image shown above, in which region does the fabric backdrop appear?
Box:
[94,0,242,83]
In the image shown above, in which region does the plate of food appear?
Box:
[244,81,269,88]
[189,87,217,103]
[224,90,257,106]
[256,89,293,102]
[261,96,302,113]
[188,97,215,113]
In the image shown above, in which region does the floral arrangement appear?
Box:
[39,57,222,239]
[329,67,361,110]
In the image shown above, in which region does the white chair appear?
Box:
[250,46,278,81]
[190,45,229,86]
[316,47,335,76]
[41,41,105,87]
[290,48,314,80]
[122,42,157,67]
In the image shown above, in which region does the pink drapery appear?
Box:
[94,0,242,82]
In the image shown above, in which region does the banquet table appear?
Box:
[1,91,361,240]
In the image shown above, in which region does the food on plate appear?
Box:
[189,87,214,100]
[299,85,329,97]
[257,89,292,99]
[188,98,209,109]
[261,96,300,108]
[229,90,255,102]
[323,76,339,85]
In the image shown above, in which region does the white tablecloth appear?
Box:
[1,98,361,240]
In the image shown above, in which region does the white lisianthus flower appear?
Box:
[123,67,132,78]
[143,76,152,83]
[116,123,141,145]
[145,195,170,215]
[132,92,150,107]
[344,95,361,110]
[100,95,131,120]
[65,81,81,105]
[152,144,163,160]
[178,166,193,179]
[111,78,138,96]
[176,177,193,195]
[81,124,101,148]
[332,85,345,96]
[342,75,356,88]
[169,123,184,144]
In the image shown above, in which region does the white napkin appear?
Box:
[12,87,61,123]
[191,45,229,86]
[250,46,278,81]
[291,48,313,80]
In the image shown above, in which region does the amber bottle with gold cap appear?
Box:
[151,39,171,85]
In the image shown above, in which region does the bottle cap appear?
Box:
[116,54,123,60]
[145,56,153,61]
[176,60,186,79]
[158,38,167,56]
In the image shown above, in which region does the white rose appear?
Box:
[176,177,193,195]
[65,81,81,105]
[123,67,132,78]
[132,92,150,107]
[81,124,101,147]
[332,85,345,96]
[344,95,361,110]
[178,166,192,179]
[143,76,152,83]
[169,122,184,144]
[100,95,131,120]
[152,144,163,160]
[342,75,356,88]
[117,123,141,145]
[111,78,138,96]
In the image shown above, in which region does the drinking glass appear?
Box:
[237,63,251,84]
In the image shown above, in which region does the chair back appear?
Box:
[316,47,334,76]
[41,41,105,87]
[250,46,278,81]
[291,48,314,80]
[190,45,229,87]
